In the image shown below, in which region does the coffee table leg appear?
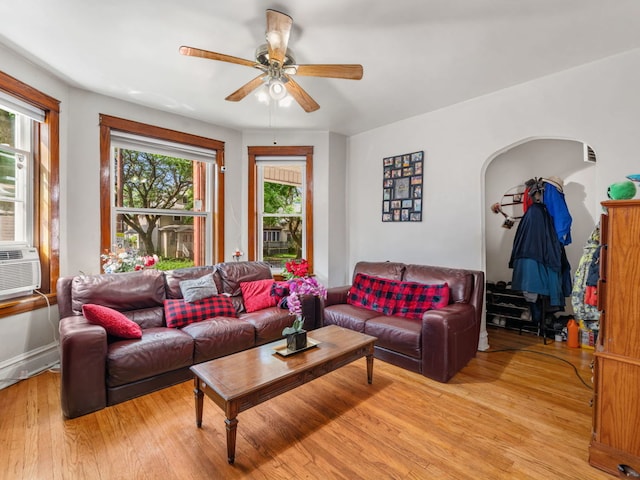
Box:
[366,353,374,384]
[225,417,238,464]
[194,377,204,428]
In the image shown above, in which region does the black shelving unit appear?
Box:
[486,282,537,335]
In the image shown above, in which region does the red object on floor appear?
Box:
[567,319,580,348]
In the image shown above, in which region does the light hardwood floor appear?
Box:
[0,328,614,479]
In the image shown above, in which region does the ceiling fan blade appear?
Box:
[284,76,320,112]
[225,74,267,102]
[295,64,364,80]
[179,46,256,68]
[265,9,292,66]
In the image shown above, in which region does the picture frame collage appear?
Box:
[382,150,423,222]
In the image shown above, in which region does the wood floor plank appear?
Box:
[0,328,615,479]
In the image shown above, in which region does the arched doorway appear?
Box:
[481,137,597,349]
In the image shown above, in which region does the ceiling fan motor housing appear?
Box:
[255,44,296,67]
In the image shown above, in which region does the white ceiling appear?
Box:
[2,0,640,136]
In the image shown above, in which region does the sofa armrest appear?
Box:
[325,285,351,307]
[59,316,108,419]
[421,303,479,382]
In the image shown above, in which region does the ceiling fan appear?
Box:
[179,9,363,113]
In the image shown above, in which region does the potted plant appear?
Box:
[282,315,307,351]
[281,259,327,351]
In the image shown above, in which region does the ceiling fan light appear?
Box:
[268,79,287,100]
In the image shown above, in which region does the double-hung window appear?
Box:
[248,146,314,273]
[100,115,225,269]
[0,99,38,245]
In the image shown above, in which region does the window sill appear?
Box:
[0,293,57,319]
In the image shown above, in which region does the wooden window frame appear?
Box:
[248,145,314,273]
[0,70,60,318]
[99,115,225,268]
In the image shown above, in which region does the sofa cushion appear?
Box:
[180,274,218,303]
[323,303,380,332]
[164,266,217,299]
[240,308,295,345]
[216,261,274,313]
[216,261,273,296]
[71,269,165,314]
[82,304,143,339]
[271,281,290,303]
[240,279,277,312]
[347,273,397,315]
[164,296,237,328]
[106,327,194,387]
[182,318,256,363]
[393,282,450,319]
[124,306,165,330]
[352,261,405,282]
[403,265,472,304]
[364,316,422,359]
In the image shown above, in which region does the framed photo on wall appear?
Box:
[382,150,423,222]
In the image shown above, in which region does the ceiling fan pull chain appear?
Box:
[269,99,277,145]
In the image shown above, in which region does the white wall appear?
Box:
[348,48,640,280]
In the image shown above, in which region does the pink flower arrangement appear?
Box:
[101,247,158,273]
[286,276,327,317]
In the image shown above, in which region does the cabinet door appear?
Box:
[603,204,640,358]
[596,358,640,457]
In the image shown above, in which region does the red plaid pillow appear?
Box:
[164,295,237,328]
[347,273,397,315]
[393,282,450,319]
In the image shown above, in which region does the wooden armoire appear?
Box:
[589,200,640,475]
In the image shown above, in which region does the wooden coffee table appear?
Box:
[190,324,377,464]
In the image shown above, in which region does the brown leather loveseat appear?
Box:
[323,261,484,382]
[57,261,320,419]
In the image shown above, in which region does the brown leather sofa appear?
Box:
[57,261,320,419]
[323,261,484,382]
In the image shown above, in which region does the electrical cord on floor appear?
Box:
[34,289,58,345]
[1,290,60,385]
[479,348,593,390]
[0,366,57,384]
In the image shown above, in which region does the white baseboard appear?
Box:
[0,342,60,389]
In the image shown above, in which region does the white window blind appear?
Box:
[255,155,306,162]
[0,90,45,122]
[111,131,216,163]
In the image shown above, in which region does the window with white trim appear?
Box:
[0,95,43,246]
[248,146,314,274]
[109,131,217,266]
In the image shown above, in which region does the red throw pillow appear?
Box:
[240,279,277,313]
[164,296,237,328]
[393,282,450,319]
[82,304,143,339]
[347,273,397,315]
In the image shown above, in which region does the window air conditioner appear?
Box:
[0,246,41,300]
